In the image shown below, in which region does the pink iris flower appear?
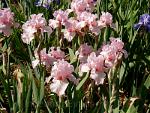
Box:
[22,14,52,44]
[50,60,77,96]
[98,12,113,28]
[76,43,93,63]
[0,8,18,36]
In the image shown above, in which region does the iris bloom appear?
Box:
[32,47,65,68]
[21,14,52,44]
[134,14,150,32]
[49,60,78,96]
[71,0,97,13]
[32,48,55,68]
[0,8,18,36]
[76,43,93,63]
[35,0,60,9]
[98,12,113,28]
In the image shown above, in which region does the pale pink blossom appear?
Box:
[64,29,76,41]
[79,38,127,85]
[100,44,118,68]
[63,18,86,41]
[98,12,113,28]
[49,9,73,29]
[71,0,86,13]
[110,37,128,58]
[76,21,87,30]
[32,48,55,68]
[0,8,18,36]
[110,37,124,51]
[87,53,105,85]
[76,43,93,63]
[77,43,93,56]
[49,47,65,60]
[21,26,36,44]
[49,19,59,29]
[29,14,51,32]
[62,19,76,41]
[100,38,127,68]
[50,80,69,96]
[77,11,100,34]
[51,60,74,81]
[87,52,105,73]
[90,26,101,35]
[22,14,52,44]
[90,72,106,85]
[53,9,69,25]
[80,52,106,85]
[66,17,87,30]
[79,63,90,73]
[50,60,77,96]
[84,0,97,12]
[56,10,101,41]
[71,0,97,13]
[77,11,98,25]
[64,18,78,29]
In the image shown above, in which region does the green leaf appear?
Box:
[44,99,52,113]
[32,77,39,104]
[39,75,44,103]
[0,70,13,110]
[144,75,150,89]
[126,98,139,113]
[25,83,32,113]
[121,97,140,113]
[119,63,125,85]
[76,72,89,90]
[68,48,77,64]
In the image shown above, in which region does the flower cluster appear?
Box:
[29,0,114,96]
[21,0,113,43]
[22,14,52,44]
[49,9,112,41]
[48,0,113,42]
[32,47,65,68]
[0,8,18,36]
[79,38,127,85]
[0,2,127,98]
[32,47,78,96]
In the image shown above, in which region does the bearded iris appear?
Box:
[35,0,60,9]
[134,14,150,32]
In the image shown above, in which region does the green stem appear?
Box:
[108,58,122,113]
[59,97,62,113]
[103,27,110,42]
[57,23,62,46]
[35,105,40,113]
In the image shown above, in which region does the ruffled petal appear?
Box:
[90,71,106,85]
[50,80,69,96]
[21,33,34,44]
[80,63,90,73]
[32,59,39,68]
[68,74,79,85]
